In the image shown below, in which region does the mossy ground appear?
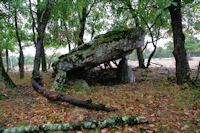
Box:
[0,68,200,132]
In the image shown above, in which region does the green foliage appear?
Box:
[0,0,30,53]
[46,0,110,48]
[153,46,173,58]
[2,55,17,67]
[46,52,61,64]
[182,0,200,34]
[0,20,16,51]
[183,0,194,4]
[185,35,200,55]
[165,35,200,57]
[24,54,34,65]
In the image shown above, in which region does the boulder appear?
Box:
[68,79,89,88]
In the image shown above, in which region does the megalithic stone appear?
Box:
[51,27,145,91]
[118,57,135,83]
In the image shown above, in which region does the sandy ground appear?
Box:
[129,57,200,70]
[10,57,200,72]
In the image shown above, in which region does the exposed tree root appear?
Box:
[32,80,118,112]
[0,116,148,133]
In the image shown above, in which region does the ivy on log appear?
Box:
[0,116,148,133]
[32,80,118,112]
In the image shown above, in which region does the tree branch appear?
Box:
[38,0,54,33]
[142,36,163,52]
[29,0,37,45]
[32,80,118,112]
[86,2,95,17]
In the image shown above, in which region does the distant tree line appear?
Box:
[129,34,200,60]
[2,53,61,70]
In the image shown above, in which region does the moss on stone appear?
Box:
[0,116,147,132]
[60,27,143,63]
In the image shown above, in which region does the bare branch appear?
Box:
[86,2,95,17]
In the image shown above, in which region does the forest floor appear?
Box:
[0,63,200,132]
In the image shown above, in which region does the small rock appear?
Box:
[68,79,89,88]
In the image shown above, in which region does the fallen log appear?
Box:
[32,80,118,112]
[0,116,148,133]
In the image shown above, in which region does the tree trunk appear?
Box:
[0,116,147,132]
[18,50,24,79]
[136,48,146,68]
[146,45,156,68]
[78,7,87,46]
[63,22,71,52]
[32,36,42,78]
[0,51,16,88]
[32,0,53,78]
[91,24,95,40]
[5,49,9,72]
[67,39,71,52]
[145,23,158,68]
[14,8,24,79]
[41,44,47,72]
[32,80,118,112]
[196,61,200,81]
[126,0,145,69]
[168,0,190,84]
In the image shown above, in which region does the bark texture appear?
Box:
[78,7,87,46]
[41,44,47,72]
[14,9,24,79]
[0,51,16,88]
[136,48,145,68]
[196,61,200,81]
[32,80,117,112]
[168,0,190,84]
[5,49,9,72]
[52,27,145,90]
[0,116,147,133]
[77,3,94,46]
